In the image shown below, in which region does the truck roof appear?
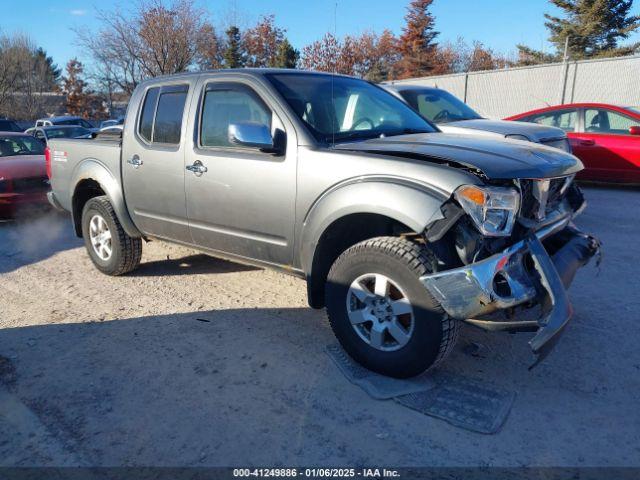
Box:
[136,68,356,87]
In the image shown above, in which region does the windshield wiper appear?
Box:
[326,131,384,143]
[383,128,432,137]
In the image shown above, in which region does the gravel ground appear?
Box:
[0,186,639,468]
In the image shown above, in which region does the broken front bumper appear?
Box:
[420,223,600,366]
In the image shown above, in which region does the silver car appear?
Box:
[384,84,572,152]
[46,70,599,377]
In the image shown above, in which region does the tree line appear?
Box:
[1,0,638,120]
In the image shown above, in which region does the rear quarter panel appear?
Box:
[49,138,122,212]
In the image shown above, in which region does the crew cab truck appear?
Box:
[47,70,599,378]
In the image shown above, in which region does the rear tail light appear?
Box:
[45,146,52,179]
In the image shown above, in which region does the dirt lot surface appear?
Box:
[1,186,639,468]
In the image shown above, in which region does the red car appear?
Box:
[0,132,50,218]
[505,103,640,184]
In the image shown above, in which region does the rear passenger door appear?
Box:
[184,78,297,266]
[122,81,194,243]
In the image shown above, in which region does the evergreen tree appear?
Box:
[33,48,61,90]
[518,0,640,63]
[397,0,439,79]
[272,38,299,68]
[224,26,245,68]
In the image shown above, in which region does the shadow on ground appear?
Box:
[133,253,260,276]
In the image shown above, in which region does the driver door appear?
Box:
[184,78,297,266]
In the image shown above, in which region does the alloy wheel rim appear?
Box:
[89,214,112,261]
[346,273,415,352]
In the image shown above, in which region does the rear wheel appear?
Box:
[325,236,458,378]
[81,196,142,275]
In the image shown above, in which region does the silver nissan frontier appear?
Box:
[46,70,599,378]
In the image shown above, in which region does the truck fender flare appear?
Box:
[299,178,448,275]
[71,159,142,238]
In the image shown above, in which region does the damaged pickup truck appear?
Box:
[46,70,600,378]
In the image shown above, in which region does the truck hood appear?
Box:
[332,133,583,180]
[445,119,565,143]
[0,155,46,179]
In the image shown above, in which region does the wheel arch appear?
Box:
[300,180,447,309]
[71,159,142,238]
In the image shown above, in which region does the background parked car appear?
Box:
[34,116,95,130]
[383,84,572,152]
[96,125,123,138]
[99,118,124,129]
[0,119,23,133]
[506,104,640,184]
[0,132,49,218]
[30,126,94,144]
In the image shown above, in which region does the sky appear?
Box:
[1,0,639,71]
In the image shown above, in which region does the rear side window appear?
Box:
[200,86,271,148]
[153,90,188,144]
[137,85,188,145]
[527,110,577,132]
[139,87,160,142]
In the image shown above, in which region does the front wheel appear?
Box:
[325,237,458,378]
[81,196,142,276]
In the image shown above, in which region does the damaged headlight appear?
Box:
[455,185,520,236]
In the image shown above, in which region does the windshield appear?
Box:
[266,73,437,143]
[0,120,22,132]
[627,106,640,115]
[0,135,45,157]
[46,127,91,139]
[399,88,482,124]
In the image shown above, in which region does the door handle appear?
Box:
[127,155,143,168]
[579,139,595,146]
[186,160,208,176]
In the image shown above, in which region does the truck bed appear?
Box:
[48,137,122,212]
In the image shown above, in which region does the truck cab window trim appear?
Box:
[194,80,284,157]
[136,83,190,149]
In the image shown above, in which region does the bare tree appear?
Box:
[77,0,219,94]
[300,31,400,81]
[436,38,512,74]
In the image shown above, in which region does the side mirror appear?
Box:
[629,126,640,136]
[228,122,274,150]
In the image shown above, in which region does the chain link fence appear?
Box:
[388,55,640,119]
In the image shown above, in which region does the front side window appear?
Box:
[137,85,188,145]
[200,86,272,148]
[400,89,482,123]
[585,109,639,135]
[266,73,436,143]
[528,110,577,132]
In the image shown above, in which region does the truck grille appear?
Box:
[12,176,49,194]
[519,177,571,221]
[540,137,571,153]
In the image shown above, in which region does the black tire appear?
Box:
[325,236,458,378]
[81,196,142,276]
